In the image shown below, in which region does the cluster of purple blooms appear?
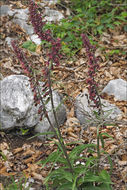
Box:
[12,0,101,119]
[11,41,32,76]
[29,0,62,66]
[11,40,46,120]
[11,0,62,120]
[81,34,101,110]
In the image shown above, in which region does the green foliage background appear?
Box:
[43,0,127,57]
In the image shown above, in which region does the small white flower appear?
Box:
[75,161,80,165]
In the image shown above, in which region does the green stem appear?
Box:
[97,125,100,171]
[47,69,74,175]
[37,82,73,173]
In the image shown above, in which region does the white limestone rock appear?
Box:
[0,5,24,17]
[30,35,42,45]
[14,8,29,21]
[0,75,38,130]
[5,37,17,49]
[0,6,33,35]
[5,37,13,47]
[42,0,58,5]
[75,90,122,127]
[0,5,13,16]
[13,19,34,35]
[102,79,127,101]
[44,7,64,22]
[0,75,66,136]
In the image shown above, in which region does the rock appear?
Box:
[0,75,38,130]
[0,5,18,17]
[5,37,16,49]
[0,5,29,19]
[0,75,66,140]
[13,19,34,35]
[42,0,58,5]
[0,73,4,80]
[1,6,32,36]
[5,37,12,47]
[30,35,42,45]
[34,90,66,140]
[1,4,63,37]
[14,8,29,20]
[44,7,64,22]
[0,5,11,16]
[75,90,122,127]
[102,79,127,101]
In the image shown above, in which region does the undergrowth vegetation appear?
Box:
[48,0,127,57]
[23,0,127,57]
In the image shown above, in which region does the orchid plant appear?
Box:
[11,0,112,189]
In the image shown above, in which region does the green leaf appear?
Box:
[110,49,120,55]
[0,151,7,161]
[79,170,112,185]
[98,183,112,190]
[114,21,122,26]
[69,144,96,164]
[100,133,113,140]
[102,109,115,119]
[20,128,29,135]
[82,184,112,190]
[99,170,113,184]
[74,158,97,184]
[38,150,62,167]
[97,25,104,34]
[61,171,73,182]
[57,184,72,190]
[121,12,127,18]
[93,111,100,119]
[72,176,78,190]
[64,36,73,42]
[107,155,113,174]
[106,24,114,29]
[28,131,55,139]
[62,46,70,54]
[83,173,100,183]
[85,156,97,168]
[115,16,126,21]
[60,32,66,38]
[44,167,73,186]
[56,182,74,190]
[22,41,36,52]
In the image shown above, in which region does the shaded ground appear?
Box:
[0,124,126,189]
[0,0,127,189]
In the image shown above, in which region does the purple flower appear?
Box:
[81,34,101,110]
[11,40,33,77]
[12,1,63,119]
[29,0,62,67]
[29,0,51,42]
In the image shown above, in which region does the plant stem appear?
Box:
[97,125,100,171]
[47,69,74,175]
